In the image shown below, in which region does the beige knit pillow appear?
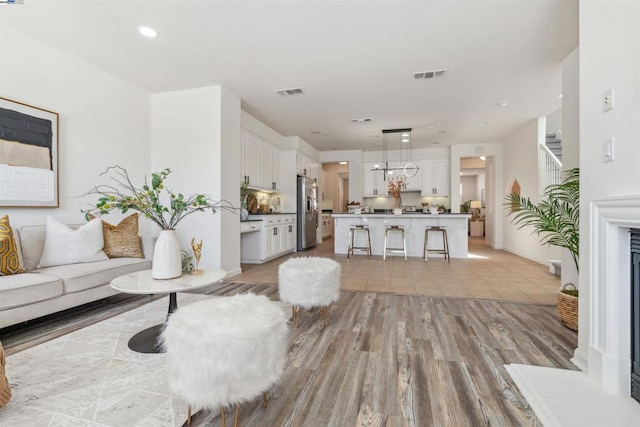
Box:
[102,213,144,258]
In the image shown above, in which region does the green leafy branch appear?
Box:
[83,165,236,229]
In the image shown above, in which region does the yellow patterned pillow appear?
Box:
[0,215,24,275]
[102,213,144,258]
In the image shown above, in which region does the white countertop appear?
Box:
[332,213,471,218]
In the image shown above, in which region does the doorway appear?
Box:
[321,162,349,213]
[460,157,486,240]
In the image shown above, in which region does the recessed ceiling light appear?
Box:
[139,26,158,38]
[480,156,486,161]
[497,101,509,107]
[427,125,434,129]
[401,133,409,137]
[339,161,348,165]
[558,94,564,98]
[374,164,380,169]
[402,138,409,143]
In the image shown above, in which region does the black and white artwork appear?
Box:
[0,97,59,207]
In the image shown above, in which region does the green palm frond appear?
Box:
[504,168,579,272]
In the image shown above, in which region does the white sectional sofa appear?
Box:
[0,224,152,329]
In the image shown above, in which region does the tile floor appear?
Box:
[234,236,560,305]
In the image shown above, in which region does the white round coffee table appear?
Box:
[111,269,226,353]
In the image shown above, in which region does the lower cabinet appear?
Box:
[241,214,297,264]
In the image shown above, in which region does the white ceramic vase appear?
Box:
[152,229,182,279]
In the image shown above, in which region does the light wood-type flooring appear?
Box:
[236,236,560,305]
[0,237,575,426]
[1,282,577,427]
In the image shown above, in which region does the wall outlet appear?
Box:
[603,89,614,112]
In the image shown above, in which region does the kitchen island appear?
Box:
[332,213,472,258]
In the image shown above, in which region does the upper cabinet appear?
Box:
[363,162,388,197]
[296,152,319,182]
[242,130,282,191]
[421,160,450,196]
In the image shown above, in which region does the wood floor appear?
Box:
[1,281,577,427]
[236,237,562,306]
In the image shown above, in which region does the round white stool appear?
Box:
[278,257,341,327]
[160,293,289,427]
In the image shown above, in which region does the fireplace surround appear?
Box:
[575,196,640,396]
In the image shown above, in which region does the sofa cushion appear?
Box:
[38,217,108,268]
[102,214,144,259]
[0,215,24,275]
[34,258,151,294]
[0,273,63,310]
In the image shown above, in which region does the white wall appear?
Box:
[151,86,242,276]
[575,0,640,377]
[560,47,580,287]
[501,118,561,265]
[0,25,151,231]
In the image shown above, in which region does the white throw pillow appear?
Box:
[37,216,108,268]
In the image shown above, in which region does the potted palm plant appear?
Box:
[505,167,579,330]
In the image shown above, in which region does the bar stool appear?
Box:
[424,226,450,263]
[383,225,407,261]
[348,225,372,258]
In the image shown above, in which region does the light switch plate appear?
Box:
[603,89,614,112]
[603,138,614,162]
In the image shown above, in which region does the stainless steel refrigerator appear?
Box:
[297,175,318,250]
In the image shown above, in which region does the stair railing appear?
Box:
[539,143,562,194]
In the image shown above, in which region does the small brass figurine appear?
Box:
[191,238,203,275]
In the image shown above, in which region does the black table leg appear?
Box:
[128,292,178,354]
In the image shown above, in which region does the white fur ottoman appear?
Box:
[278,257,341,327]
[160,293,289,426]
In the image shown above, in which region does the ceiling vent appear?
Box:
[351,118,372,123]
[275,88,304,96]
[413,69,448,80]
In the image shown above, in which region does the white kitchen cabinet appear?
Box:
[272,149,282,191]
[296,152,319,181]
[241,214,297,264]
[260,143,273,190]
[363,162,388,197]
[401,161,422,192]
[322,214,333,239]
[421,160,450,196]
[242,130,282,191]
[242,132,262,188]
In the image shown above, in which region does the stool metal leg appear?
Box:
[262,392,269,408]
[187,405,192,426]
[402,229,407,261]
[423,229,428,261]
[443,229,450,263]
[221,407,226,427]
[383,229,388,260]
[367,229,372,256]
[348,228,353,258]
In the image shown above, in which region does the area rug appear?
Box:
[0,294,215,427]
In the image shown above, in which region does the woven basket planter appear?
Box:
[557,283,578,331]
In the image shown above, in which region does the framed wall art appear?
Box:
[0,97,59,207]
